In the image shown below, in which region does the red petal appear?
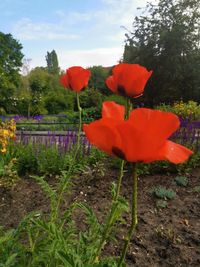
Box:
[129,108,180,142]
[112,64,152,98]
[67,66,91,92]
[102,101,125,121]
[158,140,193,164]
[60,74,69,88]
[106,76,117,93]
[115,122,143,162]
[126,70,153,97]
[83,119,121,156]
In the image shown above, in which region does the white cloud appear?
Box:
[57,47,124,69]
[15,0,158,68]
[13,0,153,42]
[29,47,123,70]
[13,18,80,41]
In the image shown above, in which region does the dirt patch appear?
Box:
[0,166,199,267]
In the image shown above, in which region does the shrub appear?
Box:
[15,143,38,176]
[156,101,200,120]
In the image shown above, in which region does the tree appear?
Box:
[0,32,23,113]
[88,65,111,95]
[46,50,60,74]
[124,0,200,106]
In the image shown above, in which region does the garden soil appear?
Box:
[0,166,199,267]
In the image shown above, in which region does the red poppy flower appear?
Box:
[60,66,91,92]
[106,63,152,98]
[83,101,193,164]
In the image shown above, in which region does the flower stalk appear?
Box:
[117,163,138,267]
[92,159,125,263]
[76,92,82,153]
[53,93,82,221]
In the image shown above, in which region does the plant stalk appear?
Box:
[76,92,82,152]
[117,163,138,267]
[53,93,82,220]
[91,159,125,263]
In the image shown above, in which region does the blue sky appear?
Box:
[0,0,151,70]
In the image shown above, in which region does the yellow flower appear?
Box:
[1,147,7,153]
[3,130,9,137]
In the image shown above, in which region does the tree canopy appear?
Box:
[46,50,60,75]
[123,0,200,106]
[0,32,23,113]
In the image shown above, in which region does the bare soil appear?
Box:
[0,166,199,267]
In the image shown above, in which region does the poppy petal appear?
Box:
[129,108,180,141]
[67,66,91,92]
[60,74,69,88]
[111,64,152,98]
[115,122,143,162]
[83,119,121,156]
[102,101,125,121]
[126,70,153,97]
[158,140,193,164]
[106,76,117,93]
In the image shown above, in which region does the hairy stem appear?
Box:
[117,163,138,267]
[91,159,125,263]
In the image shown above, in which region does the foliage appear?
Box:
[79,88,103,110]
[11,141,102,177]
[156,200,168,209]
[124,0,200,105]
[15,143,39,176]
[150,186,176,200]
[0,157,19,188]
[88,65,111,95]
[155,225,181,244]
[17,67,70,116]
[0,172,128,266]
[29,67,50,94]
[174,151,200,173]
[46,49,60,74]
[193,186,200,193]
[156,101,200,120]
[0,32,23,113]
[174,176,188,186]
[104,94,126,107]
[44,91,74,114]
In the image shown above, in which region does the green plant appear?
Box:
[175,152,200,174]
[174,176,188,187]
[156,101,200,120]
[37,144,65,175]
[0,158,19,188]
[155,225,182,244]
[15,143,38,176]
[0,172,128,266]
[156,200,168,209]
[192,186,200,193]
[150,186,176,200]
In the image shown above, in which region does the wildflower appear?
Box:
[60,66,91,92]
[106,63,152,98]
[84,101,193,164]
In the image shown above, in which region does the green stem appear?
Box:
[53,93,82,221]
[125,98,130,120]
[91,159,125,263]
[76,92,82,151]
[114,160,125,201]
[117,163,138,267]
